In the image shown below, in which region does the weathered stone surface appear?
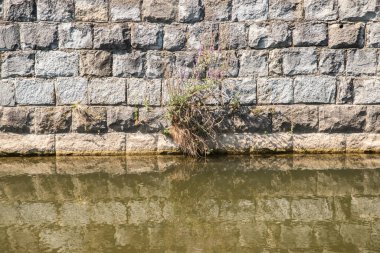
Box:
[256,198,290,221]
[138,107,168,133]
[1,52,34,78]
[75,0,108,21]
[88,78,126,105]
[239,50,268,77]
[366,106,380,133]
[127,78,161,106]
[304,0,338,20]
[338,0,378,21]
[216,50,239,77]
[20,23,57,50]
[145,51,174,78]
[107,106,136,132]
[56,133,126,155]
[0,107,34,133]
[126,133,158,154]
[178,0,204,22]
[113,51,145,78]
[282,48,318,75]
[15,79,55,105]
[59,23,92,49]
[232,0,268,21]
[293,133,346,153]
[294,76,336,104]
[80,51,111,77]
[0,24,19,51]
[94,24,130,50]
[368,22,380,48]
[142,0,177,22]
[163,25,187,51]
[319,105,367,133]
[223,78,257,105]
[174,51,196,78]
[35,51,79,77]
[72,106,107,133]
[90,202,127,225]
[291,198,333,221]
[353,78,380,104]
[337,77,354,104]
[329,23,364,49]
[20,203,57,225]
[271,106,291,132]
[59,203,90,226]
[351,197,380,219]
[33,107,72,134]
[56,77,88,105]
[346,49,377,76]
[187,23,217,50]
[37,0,74,21]
[257,78,293,104]
[204,0,231,21]
[131,23,163,50]
[0,134,55,155]
[251,133,293,153]
[268,0,302,20]
[346,133,380,153]
[248,22,291,49]
[293,23,328,46]
[110,0,140,21]
[319,49,345,74]
[0,80,15,106]
[3,0,36,21]
[219,23,247,50]
[292,105,319,133]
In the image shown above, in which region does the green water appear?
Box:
[0,155,380,253]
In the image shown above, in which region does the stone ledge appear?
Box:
[0,134,55,156]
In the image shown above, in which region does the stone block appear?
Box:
[340,223,372,248]
[56,77,88,105]
[187,23,217,50]
[346,49,377,75]
[0,203,18,226]
[0,134,55,155]
[127,78,161,106]
[329,23,364,48]
[338,0,378,21]
[346,133,380,153]
[39,228,85,252]
[204,0,231,21]
[138,107,168,133]
[15,79,55,105]
[268,49,282,76]
[337,77,354,104]
[368,22,380,48]
[292,105,319,133]
[251,133,293,152]
[319,49,345,74]
[125,133,158,154]
[291,198,333,221]
[222,78,257,105]
[163,25,187,51]
[33,107,72,134]
[37,0,74,21]
[20,23,57,50]
[58,23,92,49]
[271,106,292,132]
[174,51,196,78]
[142,0,177,22]
[3,0,36,21]
[0,24,19,51]
[248,22,291,49]
[94,24,130,50]
[280,224,312,249]
[75,0,108,21]
[6,227,40,252]
[178,0,204,22]
[293,133,346,153]
[0,79,15,106]
[293,23,328,46]
[110,0,140,21]
[88,78,126,105]
[294,76,336,104]
[90,202,127,225]
[319,105,367,133]
[304,0,338,20]
[366,106,380,132]
[113,51,145,78]
[20,203,57,225]
[80,51,111,77]
[257,78,293,104]
[59,202,90,226]
[219,22,247,50]
[107,106,136,132]
[282,48,318,75]
[131,23,163,50]
[256,198,291,221]
[214,50,239,77]
[0,107,34,133]
[232,0,268,21]
[145,51,174,78]
[72,106,107,133]
[35,51,79,77]
[351,197,380,220]
[239,50,268,77]
[353,78,380,104]
[1,52,34,78]
[268,0,302,20]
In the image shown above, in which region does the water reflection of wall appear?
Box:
[0,156,379,252]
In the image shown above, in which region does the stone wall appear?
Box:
[0,0,379,155]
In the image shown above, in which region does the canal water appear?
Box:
[0,155,380,253]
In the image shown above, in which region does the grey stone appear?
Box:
[329,23,364,48]
[163,25,187,51]
[257,78,293,104]
[107,106,136,132]
[56,77,88,105]
[0,107,34,133]
[20,23,57,50]
[80,51,112,77]
[353,78,380,104]
[366,106,380,132]
[131,23,163,50]
[346,133,380,153]
[142,0,177,22]
[319,49,345,74]
[1,52,34,78]
[58,23,92,49]
[218,51,239,77]
[248,22,291,49]
[88,78,126,105]
[187,23,217,50]
[0,134,55,155]
[268,49,283,76]
[145,51,174,78]
[94,24,130,50]
[3,0,36,21]
[127,78,161,106]
[173,51,196,78]
[271,106,292,132]
[337,77,354,104]
[282,48,318,75]
[33,107,72,134]
[35,51,79,77]
[291,198,333,221]
[37,0,74,21]
[72,106,107,133]
[75,0,108,21]
[110,0,140,21]
[346,49,377,75]
[304,0,338,21]
[368,22,380,48]
[232,0,268,21]
[113,51,145,78]
[268,0,302,20]
[319,105,367,133]
[239,50,268,77]
[0,79,15,106]
[178,0,204,22]
[138,107,169,133]
[219,22,247,50]
[292,105,319,133]
[222,78,257,105]
[338,0,378,21]
[204,0,231,21]
[15,79,55,105]
[294,76,336,104]
[0,24,19,51]
[293,23,328,46]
